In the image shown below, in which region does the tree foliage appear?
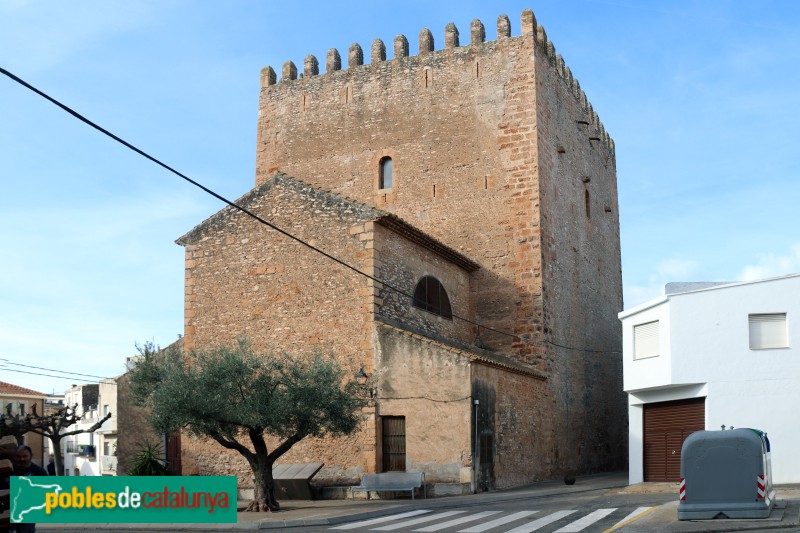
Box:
[129,340,366,511]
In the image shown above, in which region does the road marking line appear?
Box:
[458,510,540,532]
[554,508,616,532]
[330,509,432,529]
[371,511,466,531]
[505,510,578,533]
[413,511,502,532]
[602,506,654,533]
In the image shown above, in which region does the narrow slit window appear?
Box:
[585,189,591,218]
[379,157,393,189]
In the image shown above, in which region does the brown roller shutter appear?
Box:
[643,398,705,482]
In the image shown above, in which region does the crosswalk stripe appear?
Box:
[329,509,432,530]
[553,508,616,532]
[371,511,466,531]
[458,510,540,532]
[504,510,578,533]
[413,511,502,532]
[603,506,652,532]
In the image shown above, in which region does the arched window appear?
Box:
[412,276,453,319]
[379,157,393,189]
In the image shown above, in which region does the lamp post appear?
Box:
[354,367,373,398]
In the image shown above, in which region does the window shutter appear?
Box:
[749,314,788,349]
[634,321,660,359]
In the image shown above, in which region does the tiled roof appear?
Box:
[378,320,547,380]
[176,173,480,272]
[0,381,47,397]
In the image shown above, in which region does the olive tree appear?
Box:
[128,340,365,512]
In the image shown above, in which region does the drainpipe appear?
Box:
[473,399,480,493]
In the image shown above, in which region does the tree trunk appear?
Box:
[246,457,280,512]
[50,436,65,476]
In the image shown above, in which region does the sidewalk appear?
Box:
[613,483,800,533]
[36,473,800,532]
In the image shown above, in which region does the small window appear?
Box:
[379,157,393,189]
[634,320,659,359]
[749,313,788,349]
[412,276,453,319]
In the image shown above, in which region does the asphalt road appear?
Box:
[306,489,676,533]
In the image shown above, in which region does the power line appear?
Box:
[0,367,109,385]
[0,66,621,356]
[0,360,114,381]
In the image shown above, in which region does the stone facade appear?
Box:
[175,8,625,493]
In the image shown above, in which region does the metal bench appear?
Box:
[351,472,426,500]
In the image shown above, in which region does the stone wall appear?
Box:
[175,7,626,488]
[176,176,381,484]
[115,372,161,475]
[532,20,627,475]
[374,223,473,345]
[375,323,474,486]
[470,362,548,489]
[249,7,625,478]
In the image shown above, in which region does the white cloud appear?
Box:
[623,258,700,309]
[738,244,800,281]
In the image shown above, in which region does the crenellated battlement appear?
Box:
[260,8,614,155]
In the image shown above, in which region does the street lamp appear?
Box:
[355,366,368,386]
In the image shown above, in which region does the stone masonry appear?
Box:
[176,8,626,493]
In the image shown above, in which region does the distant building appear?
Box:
[62,380,118,476]
[620,273,800,484]
[0,381,47,466]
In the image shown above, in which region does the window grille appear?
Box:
[412,276,453,319]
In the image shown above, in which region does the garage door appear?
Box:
[643,398,705,482]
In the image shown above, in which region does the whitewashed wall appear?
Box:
[621,275,800,484]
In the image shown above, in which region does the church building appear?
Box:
[175,8,625,494]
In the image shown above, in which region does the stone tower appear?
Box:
[179,8,625,491]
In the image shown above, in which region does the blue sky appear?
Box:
[1,0,799,395]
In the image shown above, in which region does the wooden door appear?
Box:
[381,416,406,472]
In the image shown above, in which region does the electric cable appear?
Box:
[0,367,108,385]
[0,359,113,380]
[0,66,621,356]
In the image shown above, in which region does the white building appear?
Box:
[62,379,117,476]
[620,274,800,484]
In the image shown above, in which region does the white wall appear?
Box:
[621,298,672,392]
[622,275,800,484]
